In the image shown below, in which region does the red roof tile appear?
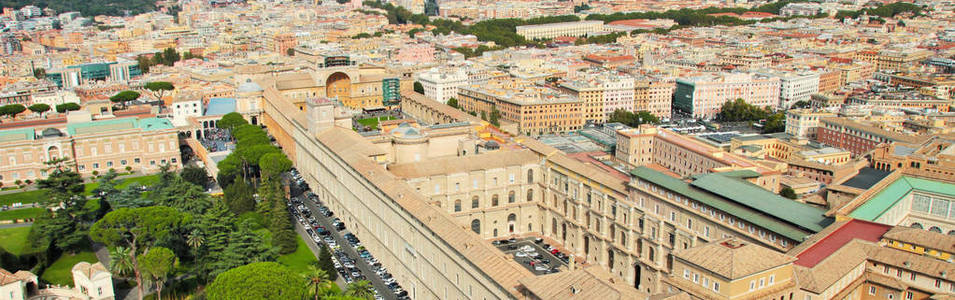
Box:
[793,219,891,268]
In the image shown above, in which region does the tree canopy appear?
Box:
[217,112,248,132]
[0,104,26,119]
[144,81,175,101]
[28,103,51,117]
[608,110,660,127]
[207,262,306,300]
[110,91,141,109]
[55,102,81,113]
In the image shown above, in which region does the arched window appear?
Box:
[472,196,480,209]
[929,226,942,233]
[584,236,591,255]
[911,223,923,229]
[608,249,615,270]
[552,218,558,235]
[527,189,534,202]
[508,213,517,233]
[508,191,515,203]
[491,194,499,206]
[471,219,481,234]
[527,169,534,184]
[454,199,461,212]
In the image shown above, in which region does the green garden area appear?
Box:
[0,226,32,256]
[41,251,98,286]
[356,115,396,130]
[0,174,160,207]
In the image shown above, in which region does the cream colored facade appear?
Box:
[263,82,839,299]
[0,117,180,186]
[457,80,584,135]
[785,109,836,139]
[515,21,604,40]
[634,78,674,120]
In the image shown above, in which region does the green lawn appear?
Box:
[0,174,161,206]
[356,116,396,130]
[0,207,43,221]
[278,236,318,275]
[0,190,44,206]
[84,174,161,195]
[0,226,33,256]
[41,251,98,286]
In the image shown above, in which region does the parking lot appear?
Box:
[286,169,407,300]
[493,237,568,276]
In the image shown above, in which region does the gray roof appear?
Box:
[841,167,891,190]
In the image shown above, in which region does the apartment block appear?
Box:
[457,80,584,134]
[559,71,634,124]
[417,67,469,104]
[785,109,836,139]
[633,76,674,120]
[674,73,780,120]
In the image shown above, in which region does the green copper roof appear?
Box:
[631,167,821,241]
[0,128,36,143]
[690,173,831,232]
[849,176,955,220]
[67,117,173,136]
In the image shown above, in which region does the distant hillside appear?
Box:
[0,0,157,17]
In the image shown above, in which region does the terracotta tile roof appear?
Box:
[882,226,955,253]
[865,245,955,279]
[72,262,109,280]
[0,268,35,286]
[673,238,796,280]
[519,265,649,300]
[794,239,870,293]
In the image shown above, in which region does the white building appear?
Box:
[515,20,604,39]
[171,97,203,127]
[559,71,635,123]
[674,73,781,119]
[19,6,42,18]
[757,70,820,109]
[417,67,469,104]
[785,108,835,139]
[780,2,823,16]
[72,262,114,300]
[0,268,37,300]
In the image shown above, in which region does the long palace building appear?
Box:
[260,77,955,299]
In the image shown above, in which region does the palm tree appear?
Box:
[109,246,134,278]
[344,280,375,300]
[304,265,330,300]
[186,230,204,255]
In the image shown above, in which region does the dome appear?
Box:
[41,128,63,138]
[237,79,264,93]
[390,122,423,138]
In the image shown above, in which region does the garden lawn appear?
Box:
[41,251,98,286]
[277,236,318,275]
[0,174,161,207]
[0,226,32,256]
[84,174,161,195]
[0,207,43,221]
[0,190,44,206]
[356,116,396,130]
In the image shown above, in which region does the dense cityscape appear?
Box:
[0,0,953,299]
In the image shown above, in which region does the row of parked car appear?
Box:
[287,168,408,300]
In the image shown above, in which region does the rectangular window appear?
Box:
[869,286,877,295]
[93,163,99,169]
[769,275,775,285]
[759,278,765,287]
[683,269,690,279]
[434,184,440,194]
[692,273,699,283]
[749,281,755,291]
[134,158,141,164]
[509,174,515,183]
[713,282,720,292]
